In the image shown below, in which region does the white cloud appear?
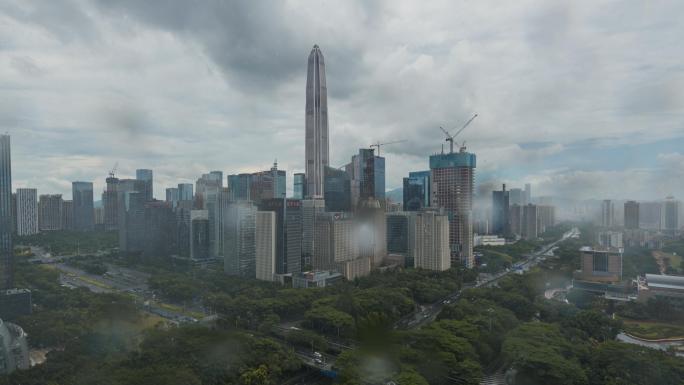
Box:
[0,0,683,200]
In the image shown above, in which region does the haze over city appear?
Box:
[2,2,684,385]
[2,1,683,201]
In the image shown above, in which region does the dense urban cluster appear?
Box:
[1,44,684,385]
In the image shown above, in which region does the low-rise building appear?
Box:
[575,246,623,283]
[474,234,506,246]
[292,271,343,288]
[637,274,684,308]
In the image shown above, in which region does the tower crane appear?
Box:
[370,139,407,156]
[108,162,118,179]
[440,113,478,153]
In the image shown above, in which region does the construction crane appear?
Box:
[440,113,478,153]
[370,139,407,156]
[108,162,118,179]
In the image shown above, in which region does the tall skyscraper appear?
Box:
[639,201,662,230]
[143,201,174,257]
[258,198,302,274]
[135,169,153,201]
[508,188,524,206]
[429,149,476,267]
[624,200,640,229]
[301,198,325,269]
[177,183,194,202]
[0,135,12,289]
[522,204,538,240]
[305,44,329,198]
[255,211,276,282]
[293,173,305,199]
[165,187,179,206]
[663,197,680,236]
[358,148,385,202]
[227,174,252,201]
[223,201,257,277]
[491,184,510,236]
[72,182,94,231]
[38,194,63,231]
[524,183,531,205]
[249,162,286,204]
[386,211,411,256]
[103,176,119,231]
[190,210,210,260]
[601,199,614,227]
[403,171,430,211]
[15,188,38,236]
[324,167,351,212]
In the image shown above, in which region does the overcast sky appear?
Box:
[1,1,683,202]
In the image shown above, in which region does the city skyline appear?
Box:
[2,1,684,202]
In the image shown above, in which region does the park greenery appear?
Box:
[15,230,118,255]
[3,223,684,385]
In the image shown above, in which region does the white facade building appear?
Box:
[255,211,276,282]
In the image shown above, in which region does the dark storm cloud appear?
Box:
[94,0,366,96]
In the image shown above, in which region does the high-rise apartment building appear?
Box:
[386,212,411,256]
[357,198,387,267]
[524,183,531,205]
[255,211,276,282]
[61,200,73,230]
[313,212,370,279]
[305,45,329,198]
[537,205,556,234]
[135,169,153,201]
[624,200,639,229]
[94,206,104,228]
[601,199,614,227]
[15,189,38,236]
[223,201,257,277]
[293,173,305,199]
[522,204,538,240]
[491,184,510,236]
[0,135,12,289]
[403,171,430,211]
[38,194,63,231]
[639,201,662,230]
[508,188,523,206]
[72,181,94,231]
[509,204,522,237]
[413,209,451,271]
[429,149,476,267]
[663,197,680,236]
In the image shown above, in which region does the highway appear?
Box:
[394,227,579,330]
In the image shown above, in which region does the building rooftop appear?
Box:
[645,274,684,290]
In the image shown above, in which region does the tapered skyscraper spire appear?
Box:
[305,44,329,198]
